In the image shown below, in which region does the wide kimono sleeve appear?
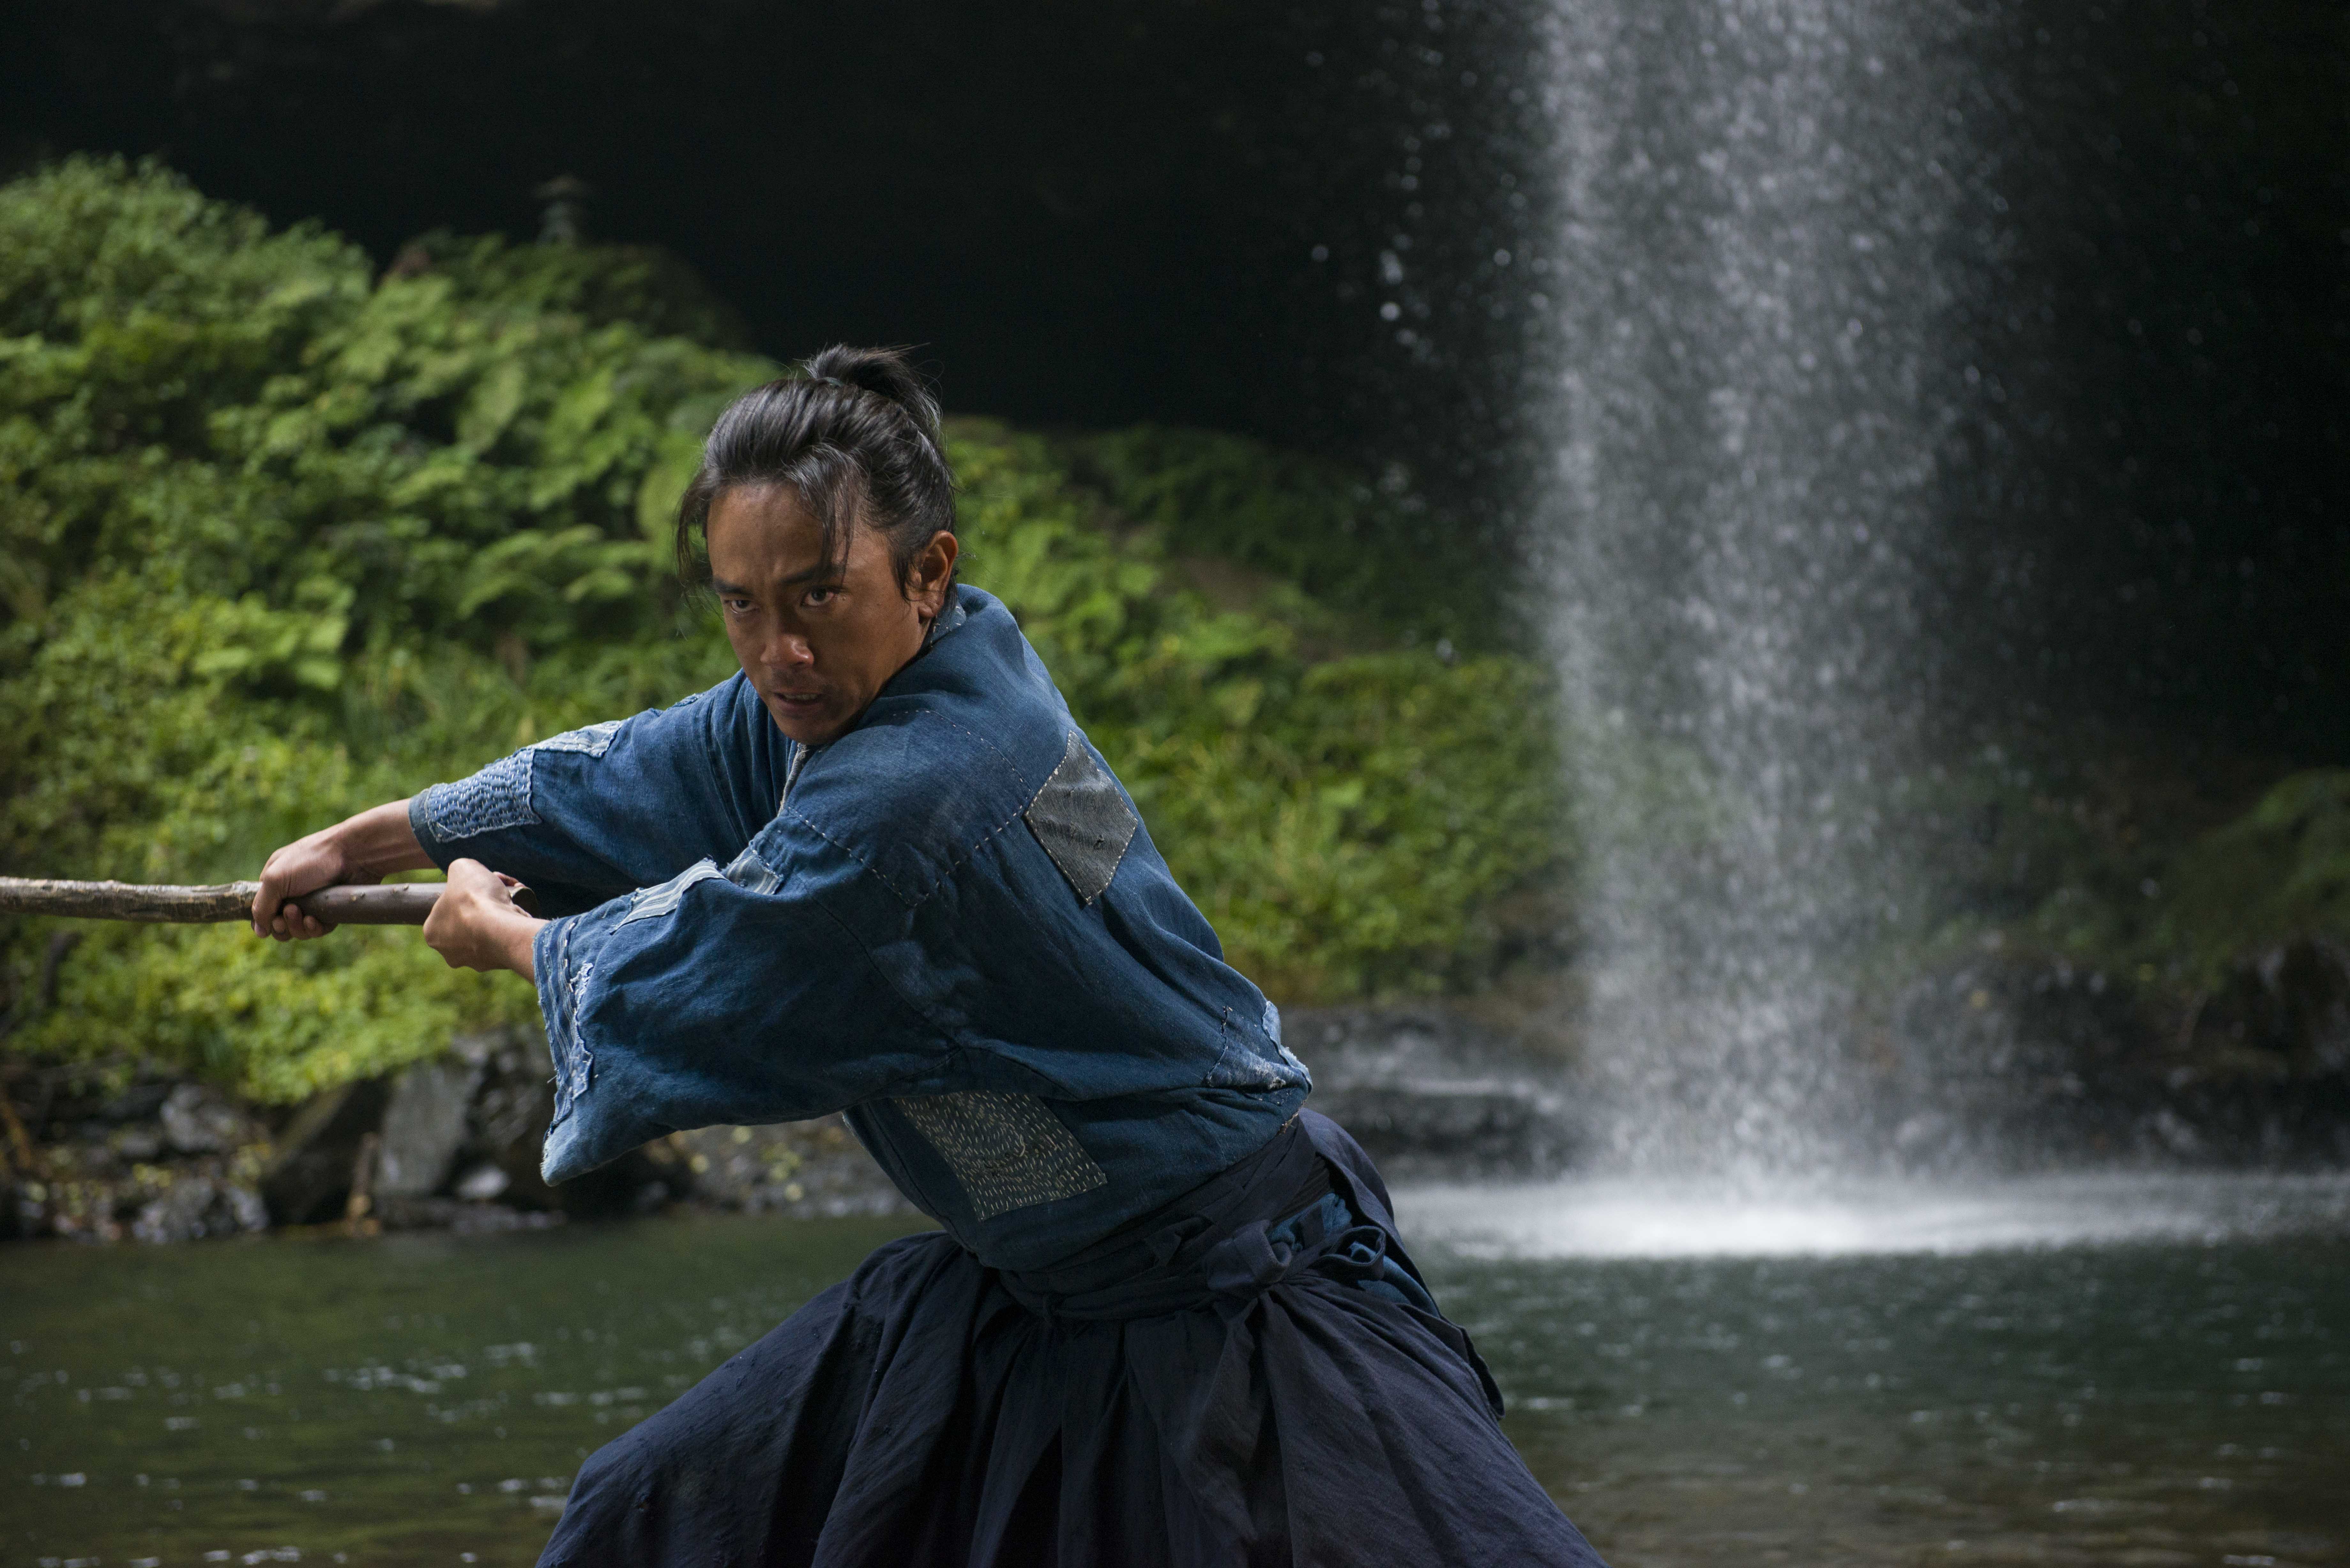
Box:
[406,675,791,914]
[529,814,948,1184]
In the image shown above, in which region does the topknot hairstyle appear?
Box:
[676,344,957,600]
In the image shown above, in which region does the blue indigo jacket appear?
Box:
[409,587,1311,1270]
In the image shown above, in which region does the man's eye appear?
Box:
[804,586,839,607]
[723,598,753,613]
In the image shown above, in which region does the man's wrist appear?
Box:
[505,915,545,981]
[335,799,433,880]
[321,821,374,881]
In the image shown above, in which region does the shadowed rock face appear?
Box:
[261,1079,391,1226]
[131,1176,268,1244]
[159,1083,247,1156]
[375,1061,481,1199]
[1283,1006,1581,1180]
[1888,939,2350,1171]
[659,1120,911,1221]
[2,1025,913,1242]
[0,1069,277,1242]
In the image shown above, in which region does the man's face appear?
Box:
[704,483,955,747]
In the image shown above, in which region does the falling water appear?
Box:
[1535,1,1975,1175]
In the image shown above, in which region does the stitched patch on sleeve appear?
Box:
[892,1091,1108,1221]
[1023,732,1139,904]
[723,845,781,895]
[422,718,625,844]
[619,859,724,926]
[426,752,538,841]
[557,960,595,1112]
[544,914,593,1127]
[531,720,624,758]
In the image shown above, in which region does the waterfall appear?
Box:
[1535,0,1974,1176]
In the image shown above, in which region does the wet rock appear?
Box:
[130,1177,268,1243]
[1282,1006,1581,1178]
[453,1162,510,1202]
[42,1190,125,1243]
[96,1082,174,1123]
[1886,939,2350,1167]
[113,1126,164,1162]
[66,1124,128,1170]
[441,1029,676,1216]
[260,1078,391,1225]
[452,1028,560,1210]
[160,1083,251,1155]
[1886,957,2146,1168]
[666,1116,912,1217]
[376,1061,482,1198]
[2161,936,2350,1161]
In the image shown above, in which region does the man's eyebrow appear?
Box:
[709,565,838,595]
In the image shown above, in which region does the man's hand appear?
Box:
[253,826,383,940]
[252,799,432,940]
[423,858,544,980]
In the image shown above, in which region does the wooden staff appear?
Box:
[0,878,445,925]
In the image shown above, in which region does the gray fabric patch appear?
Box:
[531,720,624,758]
[1023,732,1139,904]
[723,845,781,895]
[561,961,595,1104]
[892,1090,1108,1221]
[619,859,723,926]
[427,751,538,841]
[545,921,592,1128]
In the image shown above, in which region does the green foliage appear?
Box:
[0,158,1565,1100]
[1065,426,1517,654]
[1871,735,2350,1002]
[388,230,753,351]
[2123,769,2350,988]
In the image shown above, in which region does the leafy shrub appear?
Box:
[387,230,754,351]
[1065,425,1513,654]
[2151,770,2350,982]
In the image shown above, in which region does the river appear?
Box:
[8,1174,2345,1567]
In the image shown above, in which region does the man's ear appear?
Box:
[912,530,959,616]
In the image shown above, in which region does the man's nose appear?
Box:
[762,629,814,668]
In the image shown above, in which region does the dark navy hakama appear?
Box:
[538,1115,1603,1568]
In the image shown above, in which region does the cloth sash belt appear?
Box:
[994,1116,1435,1324]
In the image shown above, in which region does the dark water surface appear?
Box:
[6,1203,2344,1567]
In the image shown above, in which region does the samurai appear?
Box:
[250,345,1606,1568]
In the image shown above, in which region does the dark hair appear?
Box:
[676,344,956,599]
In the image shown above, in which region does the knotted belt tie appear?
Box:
[999,1187,1437,1324]
[1202,1192,1439,1318]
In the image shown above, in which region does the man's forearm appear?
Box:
[337,799,438,878]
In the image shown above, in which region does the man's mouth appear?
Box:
[772,690,827,711]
